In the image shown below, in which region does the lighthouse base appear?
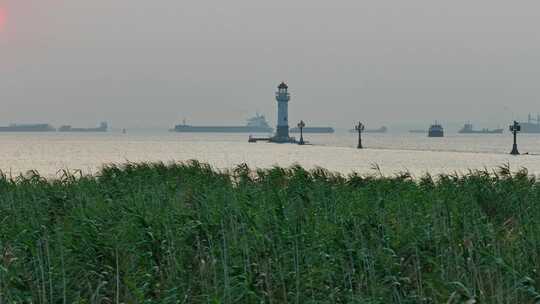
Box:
[276,126,289,139]
[270,126,293,143]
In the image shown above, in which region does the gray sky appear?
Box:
[1,0,539,129]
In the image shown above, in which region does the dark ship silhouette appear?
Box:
[172,114,273,133]
[0,123,55,132]
[458,123,502,134]
[428,122,444,137]
[58,122,108,132]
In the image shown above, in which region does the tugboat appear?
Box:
[458,123,503,134]
[428,122,444,137]
[172,114,273,133]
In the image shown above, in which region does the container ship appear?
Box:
[58,122,108,132]
[428,123,444,137]
[290,127,335,134]
[518,114,540,133]
[172,114,273,133]
[0,123,56,132]
[458,123,503,134]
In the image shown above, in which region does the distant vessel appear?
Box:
[172,114,273,133]
[349,126,388,133]
[0,123,55,132]
[366,126,388,133]
[59,122,108,132]
[291,127,335,134]
[458,123,503,134]
[428,123,444,137]
[518,114,540,133]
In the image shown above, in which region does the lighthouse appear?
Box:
[273,82,291,142]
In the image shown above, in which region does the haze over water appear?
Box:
[1,131,539,178]
[2,1,540,177]
[2,1,540,129]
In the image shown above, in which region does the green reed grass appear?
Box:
[1,161,540,303]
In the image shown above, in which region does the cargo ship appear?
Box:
[458,123,503,134]
[172,114,273,133]
[428,123,444,137]
[290,126,335,134]
[518,114,540,133]
[58,122,108,132]
[0,123,56,132]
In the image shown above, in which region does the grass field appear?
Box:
[1,161,540,303]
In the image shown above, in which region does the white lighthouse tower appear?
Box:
[273,82,291,142]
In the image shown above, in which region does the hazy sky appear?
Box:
[1,0,539,128]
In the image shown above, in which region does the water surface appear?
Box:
[1,131,538,178]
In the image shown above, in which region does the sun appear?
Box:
[0,7,6,31]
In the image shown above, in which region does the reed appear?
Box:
[1,161,539,303]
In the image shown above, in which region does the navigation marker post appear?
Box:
[509,120,521,155]
[355,122,365,149]
[297,120,306,145]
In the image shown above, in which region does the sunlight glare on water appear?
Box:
[1,131,540,178]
